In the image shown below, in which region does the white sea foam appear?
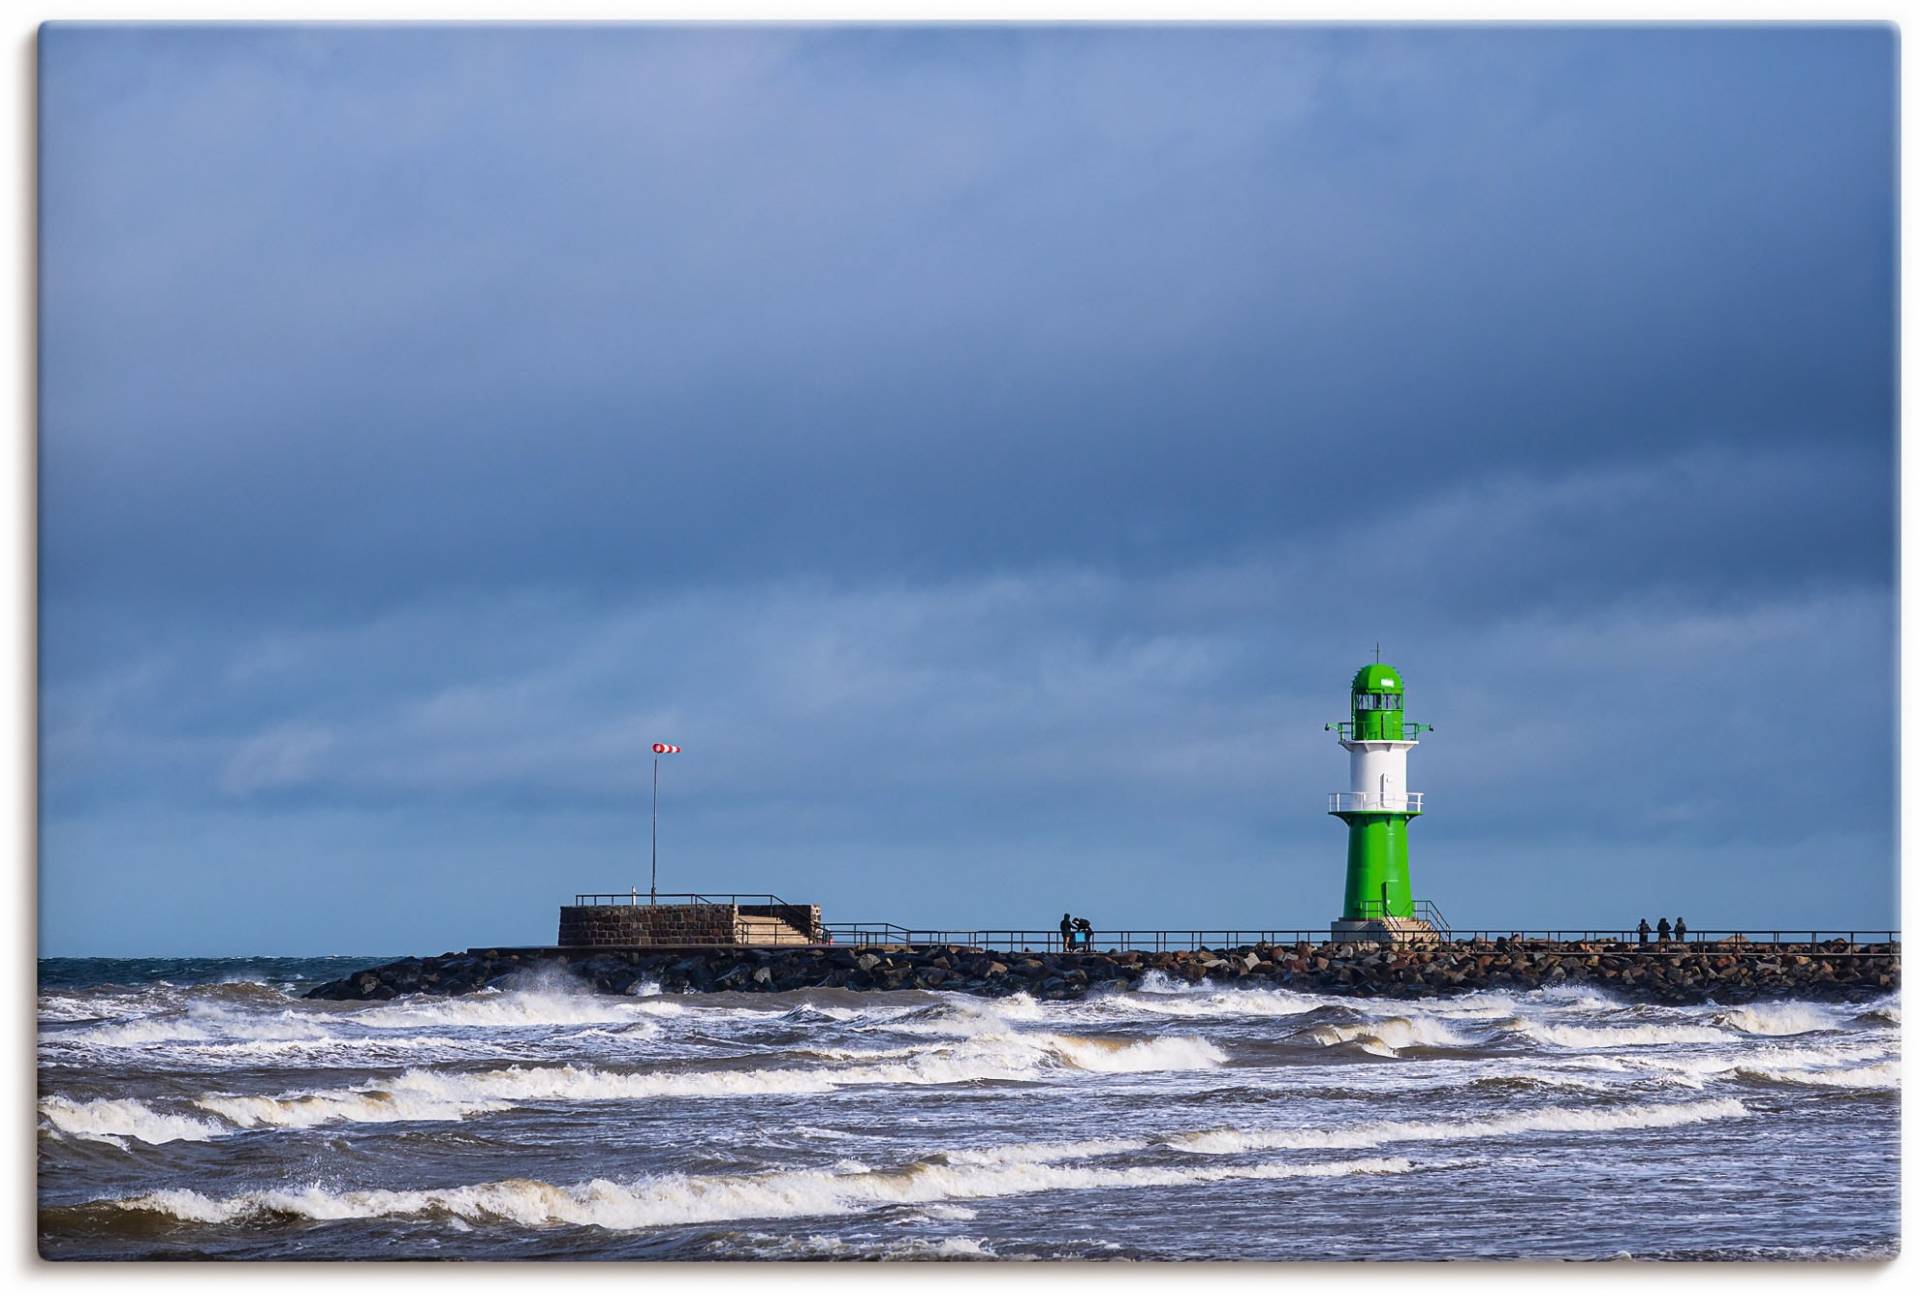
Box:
[1165,1097,1750,1155]
[111,1153,1414,1231]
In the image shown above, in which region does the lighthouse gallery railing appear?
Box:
[1329,792,1424,813]
[1329,721,1433,741]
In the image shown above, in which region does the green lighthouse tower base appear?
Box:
[1335,810,1415,919]
[1327,662,1437,944]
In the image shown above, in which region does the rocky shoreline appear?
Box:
[305,937,1898,1005]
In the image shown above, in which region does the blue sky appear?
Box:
[39,25,1896,956]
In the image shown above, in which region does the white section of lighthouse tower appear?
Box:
[1336,736,1421,814]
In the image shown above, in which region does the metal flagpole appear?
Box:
[647,743,678,904]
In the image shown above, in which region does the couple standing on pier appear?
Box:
[1059,913,1096,950]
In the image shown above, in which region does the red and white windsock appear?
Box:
[652,743,680,754]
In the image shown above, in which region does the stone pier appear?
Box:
[307,936,1899,1003]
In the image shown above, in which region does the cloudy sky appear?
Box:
[40,25,1895,956]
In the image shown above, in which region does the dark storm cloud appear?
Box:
[36,25,1895,954]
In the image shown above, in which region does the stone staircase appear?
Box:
[1331,916,1441,947]
[733,912,814,946]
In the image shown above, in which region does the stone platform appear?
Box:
[557,901,821,948]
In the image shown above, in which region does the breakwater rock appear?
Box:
[305,938,1898,1005]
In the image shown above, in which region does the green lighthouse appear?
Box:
[1327,661,1435,936]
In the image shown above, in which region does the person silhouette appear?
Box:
[1637,918,1651,947]
[1657,917,1672,943]
[1060,912,1075,951]
[1674,916,1688,943]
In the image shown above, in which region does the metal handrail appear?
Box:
[1347,898,1452,936]
[1329,792,1424,814]
[1447,929,1900,947]
[1328,721,1432,741]
[815,925,1897,953]
[572,891,794,908]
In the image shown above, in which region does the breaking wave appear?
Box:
[1515,1021,1735,1049]
[44,1027,1223,1143]
[1165,1097,1750,1155]
[103,1154,1414,1231]
[1713,1003,1842,1036]
[1094,987,1322,1019]
[1305,1015,1467,1056]
[345,986,690,1030]
[40,1096,229,1148]
[1733,1062,1899,1091]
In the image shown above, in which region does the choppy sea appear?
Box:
[37,955,1900,1261]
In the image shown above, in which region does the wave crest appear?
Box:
[40,1096,229,1147]
[105,1154,1414,1231]
[54,1023,1224,1143]
[1305,1015,1466,1056]
[1167,1097,1750,1155]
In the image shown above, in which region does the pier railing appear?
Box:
[1443,929,1900,948]
[816,925,1897,953]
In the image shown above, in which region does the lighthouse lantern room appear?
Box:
[1327,661,1437,941]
